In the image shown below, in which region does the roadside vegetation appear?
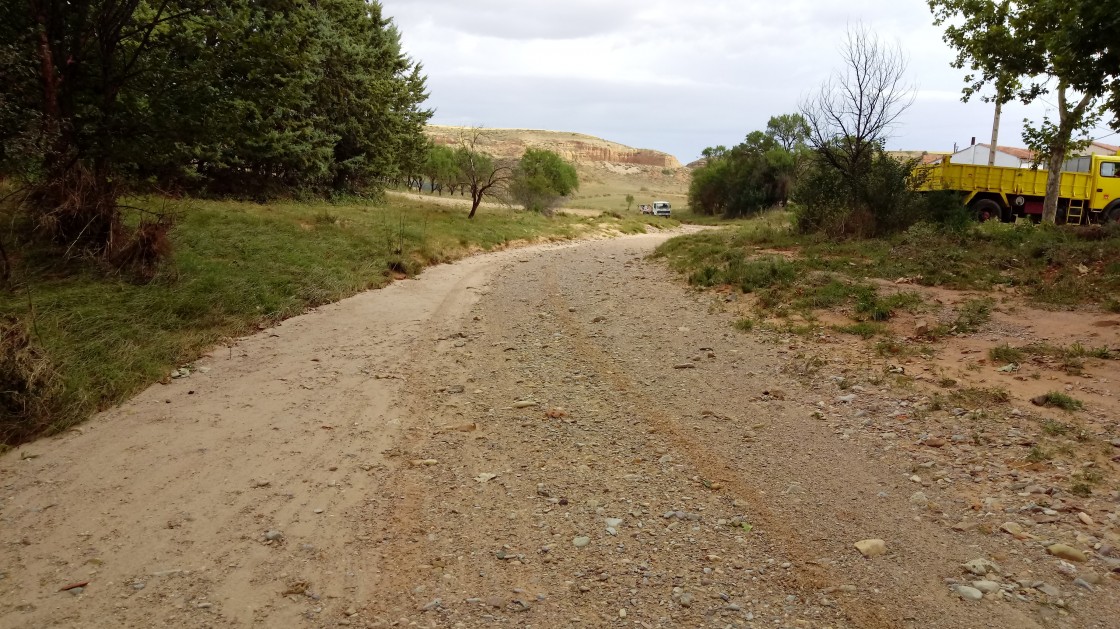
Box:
[655,216,1120,312]
[0,195,661,446]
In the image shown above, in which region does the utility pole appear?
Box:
[988,90,1003,166]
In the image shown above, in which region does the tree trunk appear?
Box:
[1041,147,1066,224]
[468,196,480,219]
[1042,87,1095,225]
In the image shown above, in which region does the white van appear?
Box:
[651,201,671,217]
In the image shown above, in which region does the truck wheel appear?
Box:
[971,199,1006,222]
[1105,202,1120,224]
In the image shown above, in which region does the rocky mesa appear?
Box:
[426,125,682,169]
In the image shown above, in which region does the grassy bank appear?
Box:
[0,195,663,444]
[654,215,1120,312]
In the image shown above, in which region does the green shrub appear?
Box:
[1036,392,1084,411]
[989,343,1025,363]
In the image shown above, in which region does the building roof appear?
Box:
[1092,141,1120,153]
[967,143,1036,161]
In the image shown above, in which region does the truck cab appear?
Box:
[651,201,672,217]
[1089,156,1120,217]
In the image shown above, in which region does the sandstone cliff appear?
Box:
[426,126,682,169]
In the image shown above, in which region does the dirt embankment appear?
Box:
[426,125,683,169]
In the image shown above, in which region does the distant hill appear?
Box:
[425,126,683,170]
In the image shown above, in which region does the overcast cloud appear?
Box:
[381,0,1117,162]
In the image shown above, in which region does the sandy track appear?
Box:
[1,232,1116,628]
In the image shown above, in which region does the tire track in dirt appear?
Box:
[539,268,895,629]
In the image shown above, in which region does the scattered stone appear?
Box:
[1047,544,1087,563]
[854,539,887,558]
[909,491,929,506]
[1073,579,1094,592]
[962,558,1001,576]
[445,385,465,394]
[972,580,1000,594]
[836,394,857,404]
[953,585,983,601]
[419,599,441,612]
[252,479,271,488]
[573,536,591,548]
[1036,583,1061,597]
[474,473,498,483]
[1078,512,1095,526]
[1080,572,1103,585]
[673,363,696,370]
[264,530,283,542]
[1056,560,1078,577]
[914,320,930,336]
[512,400,536,408]
[68,587,85,596]
[924,437,946,448]
[999,522,1032,540]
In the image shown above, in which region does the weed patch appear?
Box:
[989,343,1025,364]
[951,386,1011,407]
[834,322,885,338]
[1034,392,1084,411]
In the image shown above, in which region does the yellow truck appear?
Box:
[914,153,1120,224]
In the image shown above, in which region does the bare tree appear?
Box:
[800,25,915,200]
[454,128,513,219]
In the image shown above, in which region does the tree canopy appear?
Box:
[688,115,809,218]
[0,0,431,261]
[509,148,579,214]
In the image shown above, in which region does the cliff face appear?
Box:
[426,126,682,169]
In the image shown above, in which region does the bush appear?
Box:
[1,316,66,444]
[793,151,969,237]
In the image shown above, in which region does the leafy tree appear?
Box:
[766,114,811,152]
[625,194,634,211]
[423,144,458,194]
[929,0,1118,223]
[0,0,431,263]
[687,115,808,217]
[454,129,512,219]
[510,148,579,214]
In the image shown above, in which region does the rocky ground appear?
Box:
[1,231,1117,628]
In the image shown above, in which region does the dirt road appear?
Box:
[2,232,1117,628]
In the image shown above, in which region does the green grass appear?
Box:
[1035,391,1085,411]
[653,217,1120,308]
[733,317,755,332]
[834,321,886,338]
[952,297,993,332]
[989,343,1025,363]
[0,194,656,444]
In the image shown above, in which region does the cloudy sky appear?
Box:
[381,0,1117,163]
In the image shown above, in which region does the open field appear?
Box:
[0,195,670,444]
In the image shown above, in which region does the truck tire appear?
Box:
[1105,201,1120,224]
[970,198,1006,223]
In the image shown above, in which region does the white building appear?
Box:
[951,143,1035,168]
[1081,141,1120,156]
